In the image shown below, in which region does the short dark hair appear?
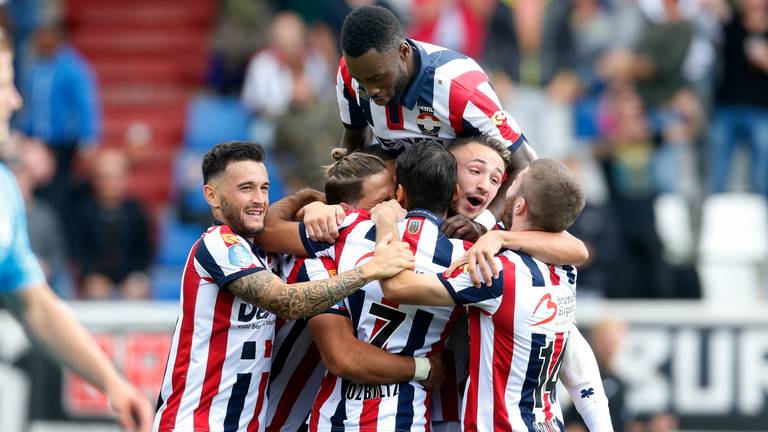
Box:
[396,143,456,215]
[519,159,586,232]
[341,6,404,57]
[202,141,265,184]
[447,135,512,172]
[324,147,387,205]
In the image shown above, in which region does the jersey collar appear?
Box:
[406,208,444,228]
[399,39,428,110]
[213,219,258,250]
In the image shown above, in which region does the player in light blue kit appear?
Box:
[0,29,153,432]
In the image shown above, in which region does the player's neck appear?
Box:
[405,44,419,84]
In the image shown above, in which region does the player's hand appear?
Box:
[105,376,154,432]
[420,353,446,391]
[447,231,503,287]
[302,201,345,243]
[363,233,415,279]
[441,214,487,242]
[370,199,406,224]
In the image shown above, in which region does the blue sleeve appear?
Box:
[298,222,334,258]
[0,166,45,292]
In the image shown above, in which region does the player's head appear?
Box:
[324,147,394,210]
[395,142,457,217]
[202,141,269,238]
[448,136,511,219]
[341,6,411,106]
[0,29,23,157]
[503,159,585,232]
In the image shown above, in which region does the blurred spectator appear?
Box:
[565,319,630,432]
[595,84,674,298]
[207,0,273,94]
[482,0,579,159]
[708,0,768,195]
[408,0,494,59]
[15,22,100,224]
[241,11,339,189]
[598,0,707,197]
[71,150,153,300]
[241,12,332,120]
[5,132,69,296]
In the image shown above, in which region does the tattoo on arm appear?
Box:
[226,268,370,320]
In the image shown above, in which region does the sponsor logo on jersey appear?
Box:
[531,293,558,327]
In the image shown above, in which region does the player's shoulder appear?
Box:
[413,40,483,78]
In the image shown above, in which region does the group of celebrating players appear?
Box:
[153,6,613,432]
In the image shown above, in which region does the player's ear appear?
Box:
[451,184,461,205]
[514,197,527,215]
[395,184,407,207]
[399,40,409,62]
[203,184,218,208]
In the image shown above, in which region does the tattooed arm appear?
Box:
[227,234,415,319]
[227,267,371,320]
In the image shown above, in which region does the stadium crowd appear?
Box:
[4,0,766,303]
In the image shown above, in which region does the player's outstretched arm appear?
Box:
[308,314,439,386]
[256,188,325,255]
[1,285,154,432]
[228,234,415,319]
[380,270,454,306]
[448,230,588,287]
[560,326,614,432]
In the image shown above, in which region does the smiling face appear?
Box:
[206,160,270,238]
[451,142,506,218]
[344,43,411,106]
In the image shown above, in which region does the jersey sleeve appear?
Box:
[0,167,45,293]
[297,222,334,259]
[297,210,369,259]
[196,226,266,288]
[336,58,368,129]
[436,257,509,314]
[447,69,526,154]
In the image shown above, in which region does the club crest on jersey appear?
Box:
[357,84,370,101]
[407,219,422,234]
[228,244,252,268]
[416,106,440,136]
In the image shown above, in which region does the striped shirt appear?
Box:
[154,222,277,432]
[336,39,525,153]
[305,209,468,432]
[265,255,337,432]
[438,250,578,432]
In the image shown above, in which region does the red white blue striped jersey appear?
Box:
[336,39,525,153]
[304,209,467,432]
[154,222,279,432]
[265,254,337,432]
[438,250,578,432]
